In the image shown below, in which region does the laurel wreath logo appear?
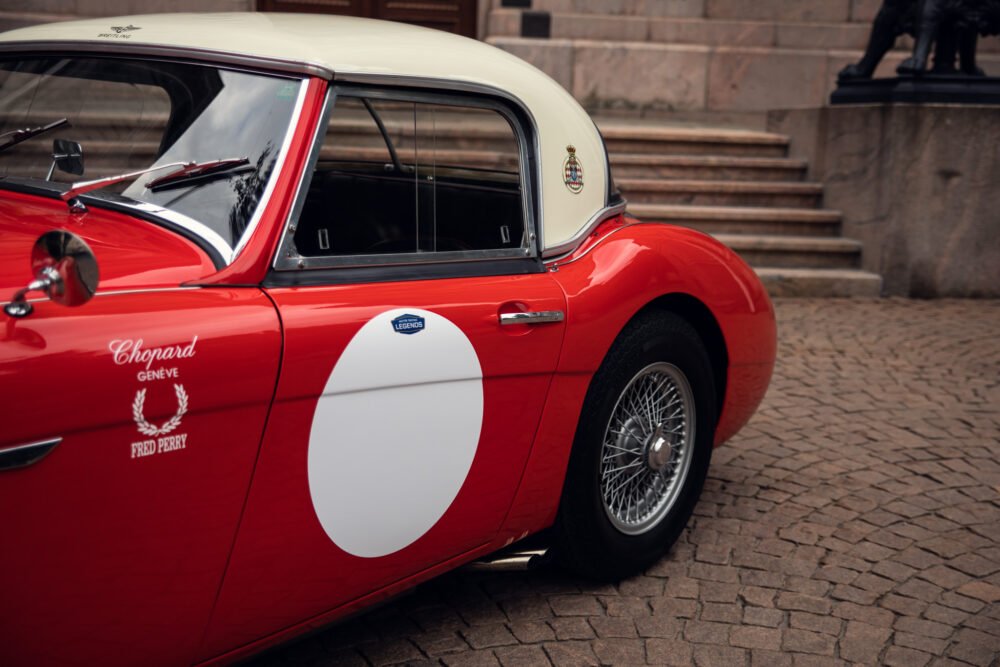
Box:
[133,384,188,436]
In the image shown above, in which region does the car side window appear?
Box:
[286,89,531,266]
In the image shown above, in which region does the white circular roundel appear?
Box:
[307,308,483,558]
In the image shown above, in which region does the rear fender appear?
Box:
[496,221,775,543]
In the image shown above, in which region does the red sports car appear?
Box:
[0,13,775,666]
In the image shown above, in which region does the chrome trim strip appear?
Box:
[94,286,200,297]
[1,286,199,307]
[541,200,628,260]
[272,86,335,271]
[0,437,61,471]
[499,310,564,325]
[289,248,530,270]
[232,79,309,260]
[0,41,333,79]
[546,219,660,270]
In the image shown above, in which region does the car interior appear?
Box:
[292,94,527,259]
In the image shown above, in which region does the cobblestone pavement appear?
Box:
[249,299,1000,667]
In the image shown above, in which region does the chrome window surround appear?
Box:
[231,79,308,258]
[0,45,309,265]
[272,82,541,271]
[1,286,198,307]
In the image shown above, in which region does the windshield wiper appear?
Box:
[145,157,252,191]
[59,157,250,213]
[0,118,69,155]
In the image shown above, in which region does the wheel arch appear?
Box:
[634,292,729,425]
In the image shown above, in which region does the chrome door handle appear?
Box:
[499,310,565,325]
[0,437,61,471]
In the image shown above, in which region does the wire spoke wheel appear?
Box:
[600,362,696,535]
[554,311,715,580]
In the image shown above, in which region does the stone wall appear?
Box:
[768,105,1000,298]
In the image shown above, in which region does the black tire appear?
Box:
[553,310,717,580]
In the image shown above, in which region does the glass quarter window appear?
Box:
[289,90,529,265]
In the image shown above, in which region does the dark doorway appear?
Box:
[258,0,477,38]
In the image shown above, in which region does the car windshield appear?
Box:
[0,56,303,250]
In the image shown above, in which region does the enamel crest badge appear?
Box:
[563,145,584,194]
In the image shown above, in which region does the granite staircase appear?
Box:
[600,121,882,297]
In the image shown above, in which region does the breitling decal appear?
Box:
[98,24,141,39]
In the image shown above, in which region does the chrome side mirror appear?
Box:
[46,139,84,181]
[4,230,99,318]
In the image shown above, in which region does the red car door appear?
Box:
[0,288,281,667]
[200,272,567,657]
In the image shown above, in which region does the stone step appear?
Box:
[754,267,883,298]
[4,119,794,175]
[516,10,993,55]
[527,0,996,59]
[304,116,794,159]
[523,0,705,19]
[525,0,876,23]
[325,117,519,153]
[712,233,862,269]
[2,139,161,177]
[610,154,806,180]
[14,147,520,178]
[600,125,789,157]
[489,9,878,51]
[703,0,877,24]
[2,103,788,161]
[628,203,840,237]
[618,178,822,208]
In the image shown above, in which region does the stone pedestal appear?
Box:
[832,75,1000,105]
[768,104,1000,297]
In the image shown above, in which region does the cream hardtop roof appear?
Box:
[0,13,613,256]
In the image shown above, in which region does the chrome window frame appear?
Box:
[231,78,308,258]
[272,82,539,271]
